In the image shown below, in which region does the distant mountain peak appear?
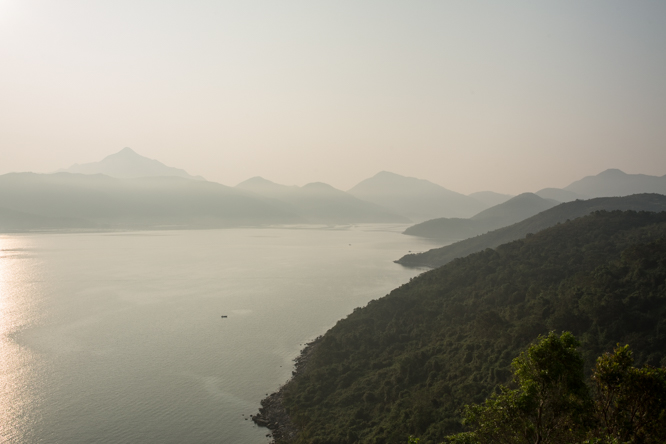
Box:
[598,168,626,176]
[348,171,487,221]
[468,191,514,207]
[236,177,297,195]
[302,182,336,190]
[59,148,205,181]
[115,147,139,156]
[564,168,666,198]
[369,171,431,184]
[239,176,277,186]
[511,192,544,200]
[375,171,405,179]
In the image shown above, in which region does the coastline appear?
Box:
[252,336,322,443]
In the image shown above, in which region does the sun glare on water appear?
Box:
[0,236,39,443]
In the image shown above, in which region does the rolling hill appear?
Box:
[467,191,513,207]
[0,172,302,231]
[236,177,409,224]
[535,169,666,202]
[564,168,666,197]
[348,171,487,222]
[404,193,559,240]
[396,194,666,268]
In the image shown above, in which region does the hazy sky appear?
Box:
[2,1,665,194]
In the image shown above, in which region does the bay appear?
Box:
[0,226,444,443]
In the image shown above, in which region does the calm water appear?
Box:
[0,226,443,443]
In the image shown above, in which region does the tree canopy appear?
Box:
[447,335,666,444]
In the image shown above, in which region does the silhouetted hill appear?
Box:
[534,169,666,202]
[59,147,205,181]
[236,176,300,196]
[403,193,559,240]
[258,210,666,443]
[0,172,302,231]
[470,193,559,223]
[564,168,666,197]
[348,171,487,222]
[468,191,513,207]
[535,187,589,202]
[236,177,409,224]
[397,194,666,268]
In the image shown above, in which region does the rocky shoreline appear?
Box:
[251,337,322,443]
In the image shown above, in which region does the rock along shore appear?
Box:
[251,337,322,443]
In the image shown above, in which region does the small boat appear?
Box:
[221,315,228,318]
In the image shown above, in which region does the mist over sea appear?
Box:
[0,225,444,443]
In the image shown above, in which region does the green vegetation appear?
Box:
[448,332,592,444]
[448,334,666,443]
[589,344,666,443]
[270,210,666,444]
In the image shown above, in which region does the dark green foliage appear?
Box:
[590,345,666,443]
[448,341,666,444]
[275,210,666,444]
[449,332,592,444]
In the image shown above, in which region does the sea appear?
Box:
[0,225,445,443]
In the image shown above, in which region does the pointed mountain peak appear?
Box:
[237,176,279,186]
[115,147,139,156]
[101,147,145,162]
[374,171,404,179]
[598,168,626,176]
[59,148,205,181]
[371,171,424,183]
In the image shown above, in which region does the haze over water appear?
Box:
[0,226,443,443]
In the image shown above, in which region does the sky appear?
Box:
[1,1,665,195]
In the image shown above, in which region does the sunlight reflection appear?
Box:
[0,236,14,330]
[0,235,36,443]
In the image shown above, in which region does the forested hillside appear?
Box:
[397,194,666,268]
[258,210,666,444]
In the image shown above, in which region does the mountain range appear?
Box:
[1,148,665,232]
[0,173,301,231]
[236,176,409,224]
